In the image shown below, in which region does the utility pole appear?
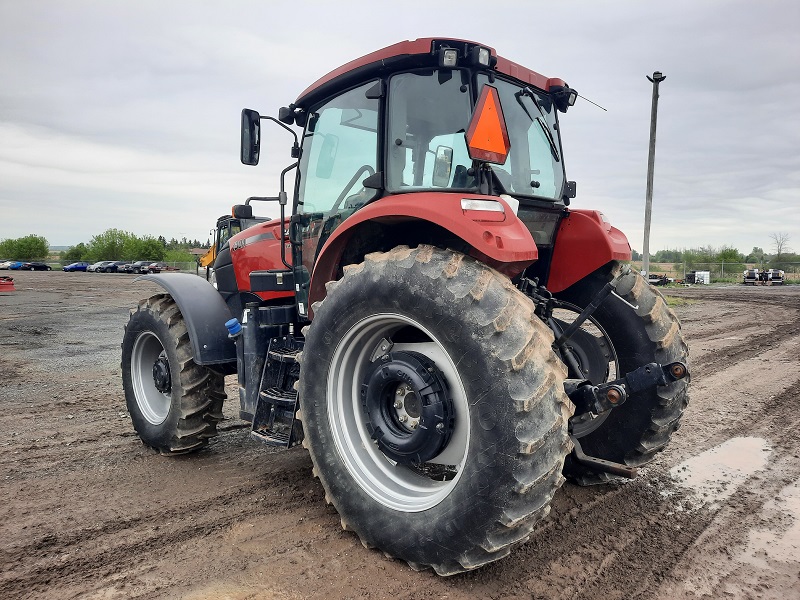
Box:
[642,71,666,278]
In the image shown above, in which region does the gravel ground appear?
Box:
[1,271,799,599]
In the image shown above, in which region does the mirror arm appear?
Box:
[261,116,301,158]
[279,162,299,270]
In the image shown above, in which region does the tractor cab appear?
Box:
[240,38,581,317]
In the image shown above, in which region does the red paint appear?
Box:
[228,218,294,302]
[296,38,566,106]
[547,210,632,293]
[308,192,537,306]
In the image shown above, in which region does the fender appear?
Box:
[309,192,538,306]
[547,209,632,293]
[135,273,236,366]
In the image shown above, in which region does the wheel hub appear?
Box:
[361,351,454,464]
[152,355,171,394]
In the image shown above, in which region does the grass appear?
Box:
[664,296,699,307]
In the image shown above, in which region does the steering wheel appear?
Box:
[331,165,375,212]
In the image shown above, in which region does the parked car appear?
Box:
[7,261,24,270]
[20,262,52,271]
[63,261,90,272]
[101,261,130,273]
[87,261,114,272]
[0,260,18,270]
[123,260,156,274]
[143,262,179,274]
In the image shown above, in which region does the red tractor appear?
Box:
[121,38,689,575]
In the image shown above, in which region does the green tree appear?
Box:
[745,247,765,264]
[715,246,744,279]
[164,249,195,263]
[0,238,15,258]
[0,234,49,260]
[63,242,90,262]
[770,251,799,271]
[87,228,134,261]
[122,236,165,261]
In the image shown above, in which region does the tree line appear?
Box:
[0,230,209,263]
[631,233,796,275]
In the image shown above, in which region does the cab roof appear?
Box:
[294,37,567,109]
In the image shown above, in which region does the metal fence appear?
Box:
[634,262,800,282]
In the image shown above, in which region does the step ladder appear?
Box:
[250,340,302,448]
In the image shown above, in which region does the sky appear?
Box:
[0,0,798,255]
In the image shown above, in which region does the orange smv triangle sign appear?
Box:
[465,85,510,165]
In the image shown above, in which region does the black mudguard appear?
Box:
[135,273,237,367]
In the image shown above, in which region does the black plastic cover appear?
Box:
[134,273,236,365]
[250,270,295,292]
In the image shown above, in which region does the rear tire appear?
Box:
[556,263,690,484]
[298,245,572,574]
[122,293,225,454]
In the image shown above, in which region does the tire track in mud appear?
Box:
[673,290,800,372]
[4,275,800,599]
[0,452,322,600]
[694,318,800,372]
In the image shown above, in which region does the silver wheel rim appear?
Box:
[131,331,171,425]
[327,313,469,512]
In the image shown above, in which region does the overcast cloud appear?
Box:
[1,0,798,255]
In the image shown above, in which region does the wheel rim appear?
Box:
[327,313,469,512]
[130,331,171,425]
[551,301,619,438]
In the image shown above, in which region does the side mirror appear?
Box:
[563,180,577,202]
[241,108,261,165]
[432,145,454,187]
[232,204,253,219]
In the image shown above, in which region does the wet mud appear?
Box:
[1,272,799,599]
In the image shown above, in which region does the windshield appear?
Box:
[477,75,564,201]
[387,70,474,192]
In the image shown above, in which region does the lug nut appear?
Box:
[436,423,444,432]
[399,415,408,423]
[393,400,403,409]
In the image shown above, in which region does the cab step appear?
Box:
[250,337,302,448]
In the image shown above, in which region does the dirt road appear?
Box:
[2,272,798,599]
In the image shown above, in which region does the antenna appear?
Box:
[577,93,608,112]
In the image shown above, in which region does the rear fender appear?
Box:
[309,192,537,306]
[134,273,236,366]
[547,210,632,293]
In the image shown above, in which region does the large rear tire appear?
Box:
[122,294,225,454]
[556,262,690,484]
[297,245,572,575]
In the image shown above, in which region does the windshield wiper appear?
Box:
[515,88,560,162]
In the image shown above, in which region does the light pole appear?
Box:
[642,71,666,278]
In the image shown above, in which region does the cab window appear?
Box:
[297,81,380,213]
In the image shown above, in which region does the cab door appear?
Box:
[291,81,380,318]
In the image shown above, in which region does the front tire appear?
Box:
[122,294,225,454]
[556,263,690,484]
[298,246,572,574]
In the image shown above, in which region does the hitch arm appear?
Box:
[567,361,689,416]
[566,361,689,479]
